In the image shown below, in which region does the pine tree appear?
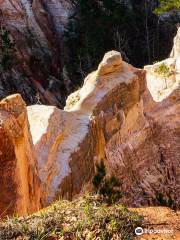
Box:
[92,161,123,204]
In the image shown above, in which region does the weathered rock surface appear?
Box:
[171,27,180,59]
[28,42,179,208]
[0,94,41,217]
[0,0,73,106]
[27,51,145,205]
[0,29,179,216]
[145,27,180,102]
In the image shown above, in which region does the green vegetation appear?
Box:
[155,0,180,15]
[155,63,172,77]
[0,27,15,71]
[92,161,123,204]
[155,63,175,77]
[0,195,142,240]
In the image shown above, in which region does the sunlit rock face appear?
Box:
[28,46,179,208]
[0,94,41,217]
[28,51,147,205]
[0,0,73,107]
[171,27,180,59]
[0,29,179,216]
[145,27,180,102]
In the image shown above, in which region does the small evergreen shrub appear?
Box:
[92,161,123,204]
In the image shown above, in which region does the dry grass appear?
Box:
[0,194,142,240]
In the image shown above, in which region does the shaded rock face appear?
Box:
[138,29,180,208]
[0,0,73,107]
[0,94,41,217]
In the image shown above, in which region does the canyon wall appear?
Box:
[0,0,177,108]
[28,35,179,208]
[0,0,73,106]
[0,94,41,217]
[0,29,179,216]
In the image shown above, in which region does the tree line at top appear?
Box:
[64,0,179,86]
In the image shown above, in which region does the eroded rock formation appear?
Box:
[26,51,146,205]
[0,94,41,217]
[28,34,179,208]
[0,29,179,216]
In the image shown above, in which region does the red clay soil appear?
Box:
[132,207,180,240]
